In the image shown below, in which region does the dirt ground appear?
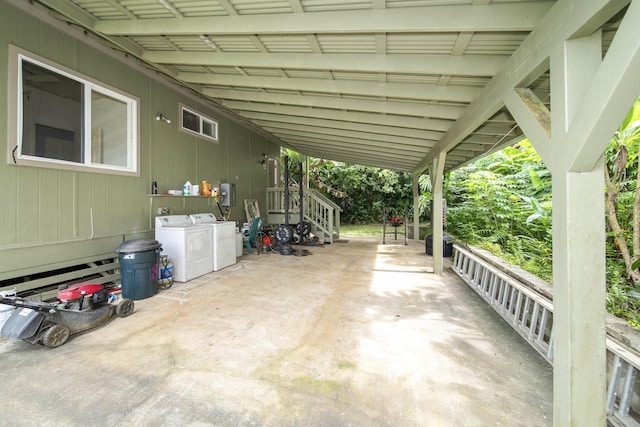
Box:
[0,236,552,426]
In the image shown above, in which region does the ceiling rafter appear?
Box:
[103,0,136,19]
[215,0,239,15]
[284,142,420,167]
[288,152,419,171]
[452,31,474,56]
[253,120,435,147]
[285,137,421,157]
[247,35,268,53]
[239,111,444,140]
[94,3,554,35]
[222,100,463,123]
[267,134,431,162]
[287,0,304,13]
[207,88,463,125]
[180,72,479,103]
[144,52,506,77]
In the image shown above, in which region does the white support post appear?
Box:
[552,163,607,426]
[412,173,420,242]
[412,1,640,423]
[549,31,607,427]
[430,152,446,274]
[500,12,640,421]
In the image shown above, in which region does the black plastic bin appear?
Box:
[116,239,162,300]
[426,234,453,257]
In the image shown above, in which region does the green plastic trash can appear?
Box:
[116,239,162,300]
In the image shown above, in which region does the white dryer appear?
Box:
[155,215,213,282]
[189,213,237,271]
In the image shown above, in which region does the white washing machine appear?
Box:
[189,213,237,271]
[155,215,213,282]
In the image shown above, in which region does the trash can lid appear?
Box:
[116,239,162,253]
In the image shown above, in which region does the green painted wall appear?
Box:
[0,1,279,279]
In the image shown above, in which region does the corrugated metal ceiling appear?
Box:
[32,0,567,172]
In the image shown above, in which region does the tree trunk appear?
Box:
[634,163,640,259]
[605,167,640,284]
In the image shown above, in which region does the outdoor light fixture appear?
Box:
[260,153,268,169]
[155,112,171,124]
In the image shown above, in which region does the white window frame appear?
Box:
[179,104,219,143]
[7,45,139,176]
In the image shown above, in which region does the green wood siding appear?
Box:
[0,1,279,279]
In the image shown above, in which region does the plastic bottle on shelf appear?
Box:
[152,180,158,194]
[183,181,191,196]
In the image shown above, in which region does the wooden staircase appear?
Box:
[266,187,341,244]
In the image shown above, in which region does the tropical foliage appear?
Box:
[441,141,553,281]
[603,97,640,328]
[282,149,414,224]
[436,95,640,327]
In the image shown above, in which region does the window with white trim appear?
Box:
[10,47,139,174]
[180,105,218,142]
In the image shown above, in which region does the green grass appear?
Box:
[340,222,432,240]
[340,223,384,236]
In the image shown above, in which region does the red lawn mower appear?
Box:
[0,283,134,348]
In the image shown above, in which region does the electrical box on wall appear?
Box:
[220,182,236,207]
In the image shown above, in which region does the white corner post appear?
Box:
[503,0,640,419]
[552,162,607,425]
[550,31,608,426]
[430,152,446,274]
[412,173,420,242]
[552,0,640,420]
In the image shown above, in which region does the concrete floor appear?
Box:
[0,236,552,426]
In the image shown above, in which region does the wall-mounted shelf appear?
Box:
[148,194,219,199]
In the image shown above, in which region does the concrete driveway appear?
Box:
[0,236,552,426]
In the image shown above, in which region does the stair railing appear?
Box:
[266,187,341,243]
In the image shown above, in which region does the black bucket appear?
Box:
[425,234,453,257]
